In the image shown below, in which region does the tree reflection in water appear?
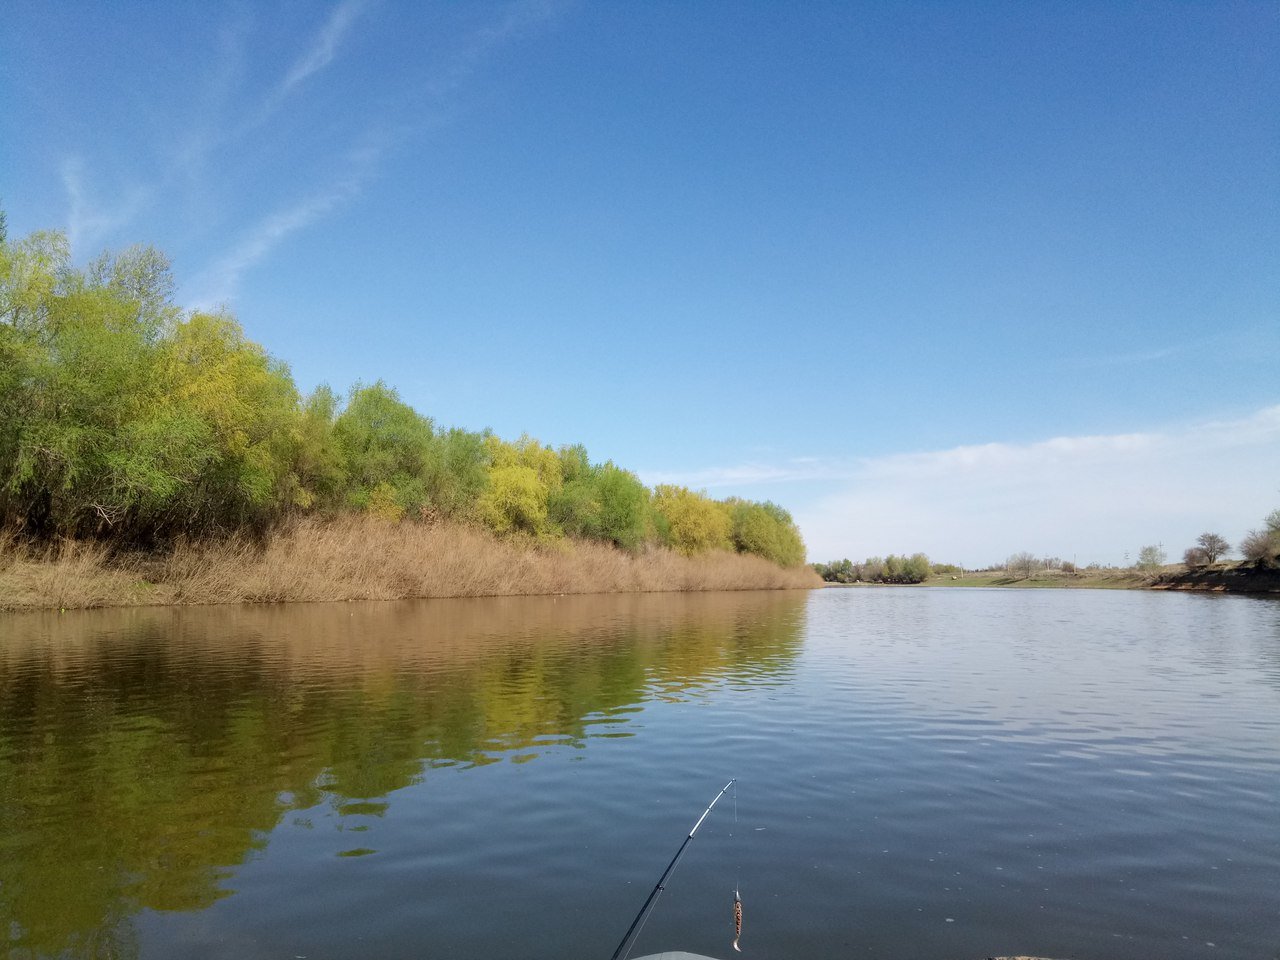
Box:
[0,592,806,959]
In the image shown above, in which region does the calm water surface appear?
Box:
[1,588,1278,960]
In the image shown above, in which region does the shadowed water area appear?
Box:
[1,588,1278,960]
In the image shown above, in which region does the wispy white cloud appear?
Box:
[54,1,561,301]
[647,406,1280,567]
[420,0,567,102]
[275,0,370,103]
[187,139,385,307]
[60,158,150,256]
[1070,344,1185,368]
[182,0,565,305]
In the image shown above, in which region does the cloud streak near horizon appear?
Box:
[645,405,1280,567]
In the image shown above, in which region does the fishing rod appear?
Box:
[609,778,737,960]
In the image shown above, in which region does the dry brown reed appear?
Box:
[0,517,820,611]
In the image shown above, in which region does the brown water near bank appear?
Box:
[0,516,820,611]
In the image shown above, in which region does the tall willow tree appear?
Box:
[0,228,301,540]
[652,485,733,555]
[0,236,206,538]
[332,381,436,520]
[727,499,806,568]
[477,434,562,536]
[157,310,303,535]
[549,446,649,550]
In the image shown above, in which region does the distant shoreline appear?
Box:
[822,562,1279,594]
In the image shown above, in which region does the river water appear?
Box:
[1,588,1277,960]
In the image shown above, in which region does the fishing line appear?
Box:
[733,778,739,894]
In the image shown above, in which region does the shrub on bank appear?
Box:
[1240,510,1280,564]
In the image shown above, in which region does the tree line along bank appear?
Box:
[0,219,806,569]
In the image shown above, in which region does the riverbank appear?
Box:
[0,517,821,611]
[1149,561,1280,594]
[925,568,1149,589]
[822,563,1279,593]
[823,568,1148,589]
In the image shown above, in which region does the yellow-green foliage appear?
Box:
[0,218,810,570]
[366,482,405,523]
[652,485,733,556]
[728,499,806,568]
[161,310,302,522]
[0,236,301,538]
[477,435,563,536]
[478,465,551,536]
[485,435,562,488]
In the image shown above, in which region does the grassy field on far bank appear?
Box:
[0,517,821,612]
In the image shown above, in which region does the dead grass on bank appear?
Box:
[0,518,820,611]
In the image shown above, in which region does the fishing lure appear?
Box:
[732,889,743,952]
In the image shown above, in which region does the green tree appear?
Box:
[814,559,857,583]
[478,435,561,537]
[547,450,649,550]
[332,381,434,517]
[900,553,931,583]
[593,463,649,550]
[728,499,806,567]
[557,443,592,484]
[289,385,347,511]
[1136,544,1166,571]
[159,309,301,534]
[478,465,551,536]
[424,428,490,520]
[0,237,222,539]
[652,485,732,555]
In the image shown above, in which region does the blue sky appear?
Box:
[3,1,1277,565]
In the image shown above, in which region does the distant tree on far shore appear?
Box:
[1136,544,1166,571]
[1183,547,1209,569]
[1195,532,1230,564]
[1240,509,1280,563]
[813,554,933,584]
[1005,551,1040,580]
